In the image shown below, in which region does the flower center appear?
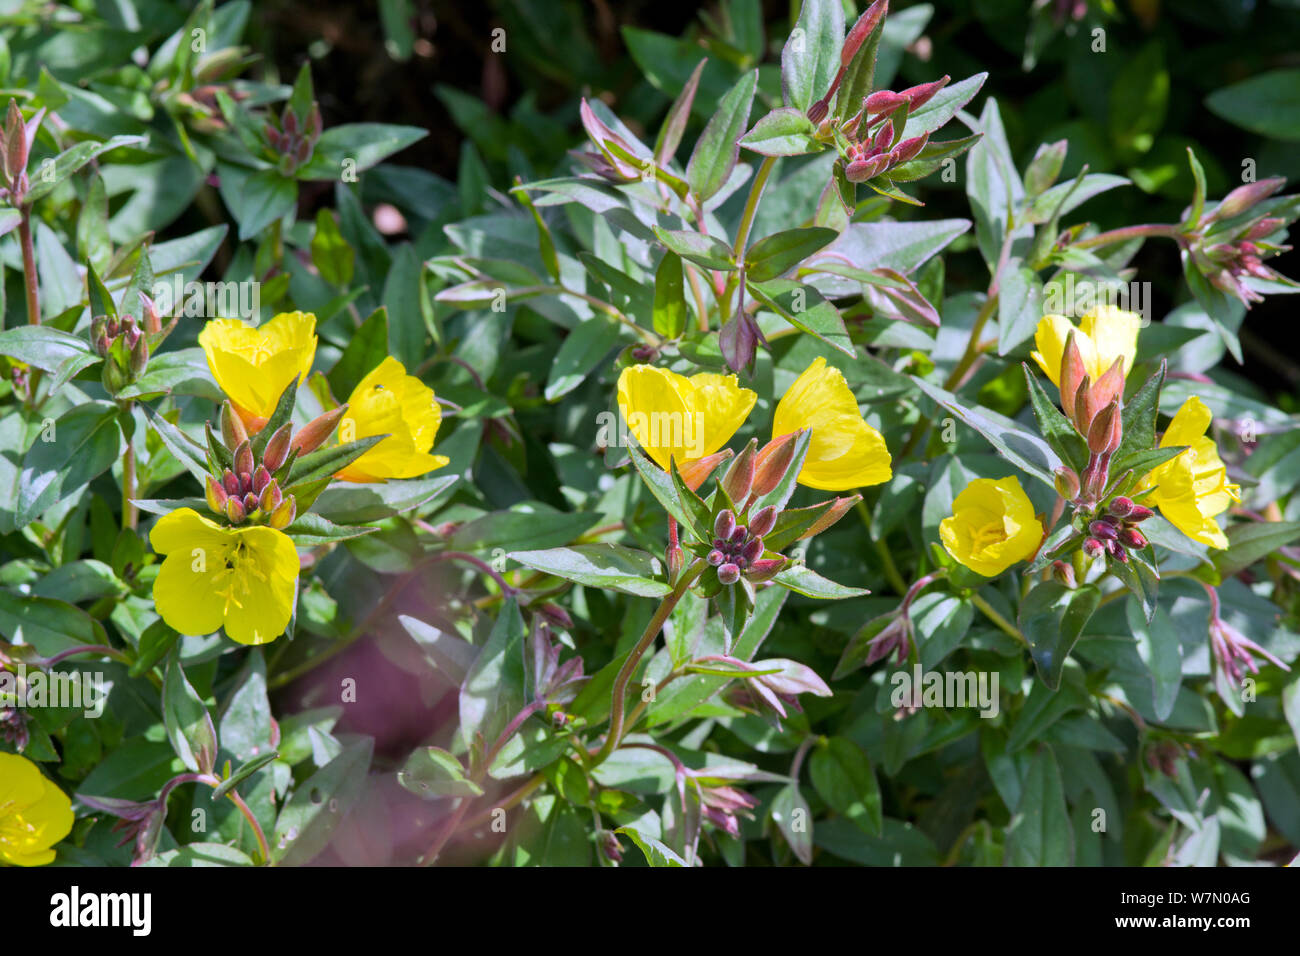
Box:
[969,519,1007,555]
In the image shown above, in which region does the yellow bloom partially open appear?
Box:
[940,476,1043,577]
[150,508,299,646]
[772,357,892,491]
[0,753,73,866]
[335,358,450,483]
[199,311,317,429]
[1137,396,1240,549]
[1031,305,1142,386]
[617,365,756,472]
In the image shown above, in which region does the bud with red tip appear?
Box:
[864,90,906,115]
[714,509,737,542]
[1127,503,1155,522]
[1106,538,1129,563]
[707,549,725,567]
[753,431,801,496]
[1051,560,1076,588]
[226,496,247,524]
[258,480,282,514]
[1089,519,1119,541]
[1054,466,1081,501]
[899,75,949,111]
[740,537,764,566]
[1082,537,1105,559]
[717,563,741,585]
[291,406,347,456]
[268,496,296,530]
[233,440,254,479]
[749,505,778,537]
[1119,527,1147,550]
[1087,400,1122,455]
[842,0,888,66]
[890,133,928,165]
[744,557,787,583]
[722,440,756,503]
[1108,496,1135,518]
[221,401,249,450]
[205,475,228,515]
[262,423,293,473]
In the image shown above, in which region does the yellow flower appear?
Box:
[617,365,756,472]
[940,476,1043,576]
[335,358,450,483]
[0,752,73,866]
[771,357,892,491]
[1137,396,1240,549]
[198,311,317,430]
[150,508,299,646]
[1030,305,1141,386]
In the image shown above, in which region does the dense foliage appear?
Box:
[2,0,1300,868]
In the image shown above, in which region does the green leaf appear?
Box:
[998,265,1043,355]
[771,783,813,864]
[163,650,218,774]
[307,474,457,524]
[747,278,853,356]
[286,436,384,488]
[1108,42,1168,159]
[1215,520,1300,578]
[617,826,687,866]
[0,590,109,657]
[237,169,298,240]
[383,244,431,369]
[809,737,882,836]
[739,108,820,156]
[653,226,735,271]
[1005,745,1074,866]
[272,738,374,866]
[1127,598,1181,722]
[1019,581,1101,690]
[508,545,670,598]
[545,315,626,401]
[745,227,838,283]
[296,123,428,180]
[398,747,483,798]
[1021,365,1088,473]
[251,379,299,459]
[771,563,869,599]
[1114,360,1165,465]
[780,0,843,113]
[652,252,688,339]
[459,598,527,760]
[211,752,281,801]
[1205,68,1300,142]
[311,209,354,287]
[627,445,709,542]
[0,326,100,391]
[23,135,144,205]
[326,307,387,400]
[282,513,379,547]
[144,407,211,485]
[686,69,758,202]
[750,428,812,514]
[901,73,987,140]
[17,402,123,526]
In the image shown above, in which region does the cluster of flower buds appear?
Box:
[1144,739,1184,780]
[529,622,588,711]
[0,99,41,205]
[1080,496,1153,565]
[1054,332,1123,504]
[266,100,323,176]
[707,507,781,586]
[1205,582,1290,689]
[719,655,833,727]
[91,312,149,389]
[0,696,29,751]
[834,78,945,183]
[202,400,343,530]
[1183,177,1298,308]
[696,781,759,838]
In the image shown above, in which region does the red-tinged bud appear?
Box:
[666,543,684,580]
[744,557,787,583]
[291,405,346,456]
[128,334,148,377]
[1059,332,1087,422]
[269,496,296,530]
[1082,537,1105,559]
[295,138,312,164]
[1087,400,1122,455]
[94,332,111,357]
[676,448,733,491]
[139,293,162,334]
[1127,504,1155,522]
[714,509,737,541]
[306,103,322,142]
[807,99,829,125]
[1108,496,1135,518]
[243,492,259,514]
[233,439,254,480]
[865,90,906,115]
[1106,538,1129,563]
[741,538,763,564]
[842,0,888,66]
[900,75,949,111]
[1085,359,1125,429]
[1211,177,1284,222]
[717,563,741,585]
[1051,560,1076,588]
[1244,217,1284,241]
[4,101,28,188]
[729,526,746,546]
[105,316,121,338]
[872,120,894,152]
[753,431,801,495]
[262,423,293,473]
[226,496,246,524]
[538,603,574,630]
[1119,527,1147,549]
[707,549,726,567]
[122,325,142,351]
[282,107,299,137]
[221,401,249,450]
[1054,466,1081,501]
[800,495,859,540]
[205,475,228,514]
[258,480,281,514]
[722,440,757,503]
[844,153,889,182]
[1089,519,1118,541]
[890,133,928,165]
[749,505,778,537]
[253,465,272,495]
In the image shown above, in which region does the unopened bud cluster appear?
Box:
[92,313,151,393]
[706,507,781,586]
[1183,177,1296,308]
[266,101,323,176]
[1080,496,1153,565]
[837,78,945,183]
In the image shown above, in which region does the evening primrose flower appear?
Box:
[335,358,450,483]
[150,508,299,646]
[940,476,1043,576]
[0,752,73,866]
[617,365,756,472]
[1031,305,1142,386]
[771,357,892,491]
[198,311,317,430]
[1136,396,1240,549]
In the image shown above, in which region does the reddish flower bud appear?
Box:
[252,465,272,495]
[1054,466,1081,501]
[1106,538,1128,563]
[269,495,297,530]
[753,431,801,496]
[729,525,746,546]
[1082,537,1105,559]
[262,423,293,473]
[842,0,888,66]
[220,401,249,450]
[1211,177,1284,222]
[872,120,894,152]
[243,492,259,514]
[1087,400,1122,455]
[714,510,737,541]
[899,75,950,111]
[844,153,889,182]
[749,505,778,537]
[226,496,246,524]
[676,448,733,491]
[890,133,928,165]
[1119,527,1147,550]
[707,549,726,567]
[205,475,228,515]
[222,470,240,497]
[864,90,906,115]
[1127,504,1155,522]
[1059,333,1088,423]
[258,480,282,514]
[741,538,764,565]
[744,557,787,583]
[1089,519,1119,541]
[290,405,346,456]
[1108,496,1135,518]
[1051,560,1076,588]
[722,440,756,503]
[717,563,741,585]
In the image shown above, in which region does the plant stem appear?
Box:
[18,208,38,325]
[857,500,906,595]
[970,592,1025,644]
[719,156,777,323]
[1070,223,1180,250]
[590,561,705,767]
[121,418,138,530]
[226,788,271,864]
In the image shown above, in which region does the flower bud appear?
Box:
[205,475,228,515]
[1244,217,1283,241]
[890,133,928,165]
[1050,560,1076,588]
[714,509,737,541]
[844,153,889,182]
[225,496,247,524]
[1211,177,1284,222]
[666,543,684,580]
[1053,466,1081,501]
[1082,537,1105,559]
[729,525,746,545]
[722,440,756,503]
[1119,527,1147,550]
[872,120,894,152]
[128,333,149,377]
[1087,400,1122,455]
[741,537,764,565]
[807,100,828,125]
[222,470,240,497]
[717,563,741,585]
[269,495,297,530]
[1089,519,1119,541]
[864,90,906,115]
[139,292,162,335]
[243,492,259,514]
[538,603,574,630]
[253,465,272,495]
[258,479,282,514]
[291,405,346,456]
[233,440,254,480]
[1108,496,1135,518]
[707,549,725,567]
[1127,504,1155,522]
[753,431,800,496]
[220,401,249,450]
[1106,538,1129,563]
[744,557,787,583]
[899,75,950,111]
[842,0,887,66]
[262,423,294,473]
[1059,332,1087,422]
[748,505,778,537]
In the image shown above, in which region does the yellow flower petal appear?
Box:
[198,311,317,421]
[1138,397,1240,549]
[940,476,1043,576]
[0,753,73,867]
[772,357,892,491]
[1030,306,1141,385]
[336,357,447,483]
[616,365,755,472]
